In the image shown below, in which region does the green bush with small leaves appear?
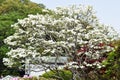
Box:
[42,70,72,80]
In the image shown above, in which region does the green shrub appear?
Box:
[42,70,72,80]
[39,77,56,80]
[18,76,56,80]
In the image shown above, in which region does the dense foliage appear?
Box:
[10,76,56,80]
[101,40,120,80]
[0,0,48,76]
[42,70,72,80]
[3,5,118,79]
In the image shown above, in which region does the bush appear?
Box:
[42,70,72,80]
[39,77,56,80]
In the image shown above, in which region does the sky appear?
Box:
[31,0,120,34]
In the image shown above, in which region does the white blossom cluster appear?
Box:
[3,5,118,69]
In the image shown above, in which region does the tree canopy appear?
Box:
[3,5,119,79]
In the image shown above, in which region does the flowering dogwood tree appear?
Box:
[4,5,118,79]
